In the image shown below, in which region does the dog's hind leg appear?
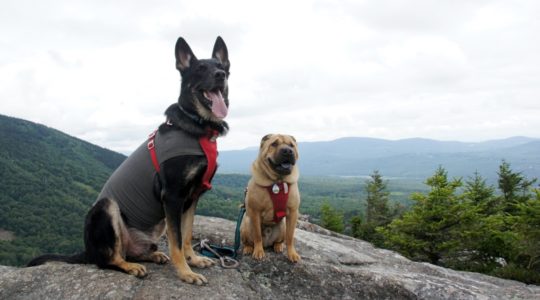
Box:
[247,207,266,260]
[273,241,284,253]
[125,222,170,265]
[110,251,147,278]
[272,221,286,253]
[240,215,254,255]
[85,198,147,277]
[145,251,170,264]
[148,221,170,264]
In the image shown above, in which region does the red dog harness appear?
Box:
[148,129,218,194]
[266,182,289,223]
[198,132,218,191]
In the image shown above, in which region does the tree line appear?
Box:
[319,161,540,284]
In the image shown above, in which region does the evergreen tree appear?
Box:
[464,171,497,215]
[378,167,474,265]
[354,170,394,246]
[498,160,537,214]
[320,201,345,233]
[350,216,363,239]
[490,189,540,284]
[459,165,539,282]
[365,170,390,225]
[460,172,513,270]
[514,189,540,271]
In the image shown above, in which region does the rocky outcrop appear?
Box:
[1,216,539,299]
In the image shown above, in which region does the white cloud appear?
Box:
[1,0,539,153]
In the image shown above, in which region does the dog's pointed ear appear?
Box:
[175,37,197,73]
[212,36,230,72]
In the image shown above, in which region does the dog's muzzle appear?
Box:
[268,147,296,175]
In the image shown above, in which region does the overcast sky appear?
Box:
[1,0,539,153]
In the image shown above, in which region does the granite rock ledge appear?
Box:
[1,216,538,300]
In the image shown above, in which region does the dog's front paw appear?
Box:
[150,251,170,264]
[252,246,266,260]
[187,255,215,268]
[287,249,301,263]
[179,271,208,285]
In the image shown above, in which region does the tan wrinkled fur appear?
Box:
[240,134,301,262]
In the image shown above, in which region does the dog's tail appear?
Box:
[26,252,87,267]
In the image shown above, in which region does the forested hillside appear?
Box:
[0,115,125,265]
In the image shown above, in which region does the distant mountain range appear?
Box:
[218,136,540,181]
[2,113,538,183]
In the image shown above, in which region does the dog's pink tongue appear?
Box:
[204,90,228,119]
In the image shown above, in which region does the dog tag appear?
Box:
[272,183,280,194]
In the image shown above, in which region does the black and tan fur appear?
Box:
[27,36,230,285]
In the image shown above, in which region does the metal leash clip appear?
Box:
[195,239,240,269]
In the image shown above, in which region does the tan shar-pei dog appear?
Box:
[240,134,301,262]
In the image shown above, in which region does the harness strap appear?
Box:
[266,182,289,223]
[147,130,160,173]
[198,132,218,190]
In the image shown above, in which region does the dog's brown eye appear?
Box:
[289,143,295,148]
[271,141,278,147]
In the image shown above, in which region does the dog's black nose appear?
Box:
[215,70,226,80]
[280,147,293,156]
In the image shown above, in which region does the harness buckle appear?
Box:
[147,139,155,150]
[147,130,158,149]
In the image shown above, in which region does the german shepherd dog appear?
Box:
[27,37,230,285]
